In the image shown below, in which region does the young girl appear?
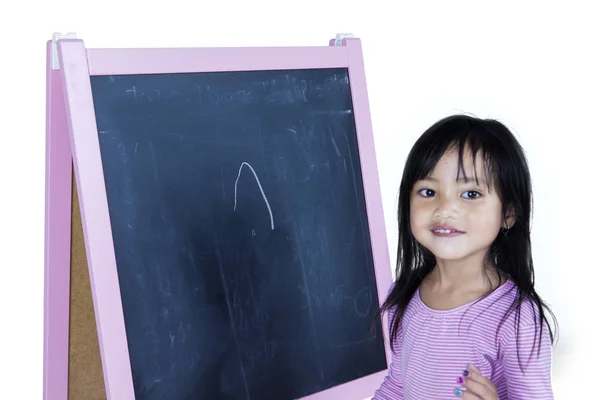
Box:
[373,115,558,399]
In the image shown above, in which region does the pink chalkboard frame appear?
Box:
[44,36,393,400]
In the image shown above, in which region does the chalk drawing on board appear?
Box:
[233,162,275,230]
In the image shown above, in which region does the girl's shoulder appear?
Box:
[493,281,552,347]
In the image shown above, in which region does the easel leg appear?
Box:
[44,39,73,400]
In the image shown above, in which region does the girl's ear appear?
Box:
[503,205,516,229]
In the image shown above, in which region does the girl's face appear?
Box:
[410,148,509,265]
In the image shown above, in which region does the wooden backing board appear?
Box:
[69,173,107,399]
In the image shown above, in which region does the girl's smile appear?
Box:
[431,225,465,237]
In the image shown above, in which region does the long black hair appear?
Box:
[379,114,558,369]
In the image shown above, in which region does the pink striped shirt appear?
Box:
[373,279,554,399]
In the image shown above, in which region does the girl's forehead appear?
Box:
[432,148,484,176]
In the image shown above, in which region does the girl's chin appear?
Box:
[422,244,472,260]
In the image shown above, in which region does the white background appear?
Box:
[1,1,598,399]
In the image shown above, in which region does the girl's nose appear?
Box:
[433,197,458,219]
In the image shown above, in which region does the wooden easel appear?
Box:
[44,32,393,400]
[44,33,106,399]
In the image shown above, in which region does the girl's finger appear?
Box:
[461,365,497,399]
[463,376,492,398]
[464,365,494,388]
[467,364,482,375]
[457,389,483,400]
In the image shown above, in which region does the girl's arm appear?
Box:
[372,312,404,399]
[500,303,554,399]
[372,361,404,400]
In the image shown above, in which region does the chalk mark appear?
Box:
[234,162,274,230]
[213,234,251,400]
[343,134,370,273]
[292,218,324,380]
[329,128,342,157]
[148,140,159,182]
[353,286,372,317]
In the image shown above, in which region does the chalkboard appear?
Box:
[90,68,386,400]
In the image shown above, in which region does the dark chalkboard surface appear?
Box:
[90,68,386,400]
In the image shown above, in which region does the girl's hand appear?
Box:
[456,364,498,399]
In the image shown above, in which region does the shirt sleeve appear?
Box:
[372,310,404,399]
[499,301,554,399]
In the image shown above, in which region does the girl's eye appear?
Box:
[418,189,436,197]
[461,190,481,199]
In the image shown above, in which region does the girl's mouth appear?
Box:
[431,226,465,236]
